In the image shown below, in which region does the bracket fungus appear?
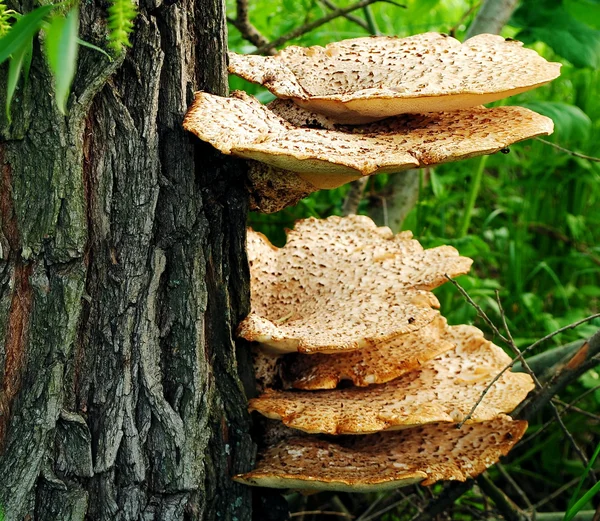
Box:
[250,325,534,434]
[235,215,533,492]
[282,316,454,389]
[183,90,554,190]
[237,215,472,353]
[228,33,561,124]
[234,415,527,492]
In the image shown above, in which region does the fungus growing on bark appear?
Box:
[249,325,534,434]
[183,90,553,189]
[283,316,454,389]
[228,33,561,124]
[237,215,472,354]
[246,160,318,213]
[234,415,527,491]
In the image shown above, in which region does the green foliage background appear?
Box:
[228,0,600,517]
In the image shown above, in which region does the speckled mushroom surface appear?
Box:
[228,33,561,124]
[234,415,527,491]
[283,316,454,389]
[249,325,534,434]
[183,90,554,189]
[237,215,472,354]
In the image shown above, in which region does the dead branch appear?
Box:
[319,0,370,31]
[253,0,405,54]
[476,473,530,521]
[536,138,600,163]
[228,0,272,53]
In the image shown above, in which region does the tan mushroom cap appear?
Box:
[234,415,527,492]
[228,33,561,124]
[283,315,454,389]
[237,215,472,354]
[249,325,534,434]
[183,90,554,189]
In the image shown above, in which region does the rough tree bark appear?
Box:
[0,0,255,519]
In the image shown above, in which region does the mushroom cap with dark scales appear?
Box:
[183,91,553,189]
[234,415,527,491]
[228,33,560,124]
[283,316,454,389]
[249,325,534,434]
[237,215,473,353]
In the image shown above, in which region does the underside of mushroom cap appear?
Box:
[234,415,527,491]
[183,91,554,189]
[237,215,473,354]
[249,325,534,434]
[283,315,454,389]
[228,33,561,124]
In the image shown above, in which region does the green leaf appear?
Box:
[0,4,54,65]
[564,441,600,521]
[107,0,136,53]
[512,0,600,68]
[519,101,592,144]
[45,7,79,114]
[5,36,32,121]
[77,37,112,61]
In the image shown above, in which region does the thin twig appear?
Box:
[494,292,591,478]
[536,138,600,163]
[291,512,354,518]
[553,398,600,422]
[360,495,413,521]
[356,493,388,521]
[447,274,600,426]
[409,480,474,521]
[497,463,533,511]
[448,2,481,38]
[477,474,530,521]
[319,0,370,31]
[254,0,405,54]
[527,223,600,267]
[528,476,581,512]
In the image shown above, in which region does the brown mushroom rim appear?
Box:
[238,215,472,353]
[249,325,534,434]
[234,415,528,492]
[228,33,561,123]
[183,91,553,187]
[283,315,454,389]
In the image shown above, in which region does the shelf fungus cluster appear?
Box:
[233,215,534,492]
[183,32,559,212]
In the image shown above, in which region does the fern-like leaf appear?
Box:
[107,0,136,53]
[0,0,14,38]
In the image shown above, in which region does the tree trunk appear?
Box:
[0,1,255,519]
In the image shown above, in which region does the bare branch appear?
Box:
[290,512,353,518]
[229,0,273,53]
[494,291,591,470]
[319,0,370,31]
[476,473,530,521]
[253,0,405,54]
[515,330,600,421]
[529,476,581,512]
[536,138,600,163]
[447,274,600,427]
[496,463,533,511]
